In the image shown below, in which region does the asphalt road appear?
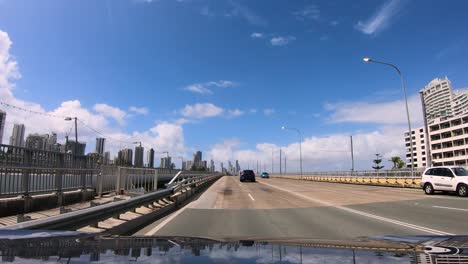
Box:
[137,176,468,239]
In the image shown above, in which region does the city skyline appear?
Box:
[1,1,468,171]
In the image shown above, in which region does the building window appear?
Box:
[422,152,426,155]
[421,140,424,144]
[422,157,426,161]
[412,131,415,134]
[420,128,424,133]
[422,146,425,150]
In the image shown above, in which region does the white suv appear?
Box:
[421,166,468,196]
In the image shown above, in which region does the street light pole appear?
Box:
[281,126,303,177]
[65,117,78,156]
[363,57,414,177]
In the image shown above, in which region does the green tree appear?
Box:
[389,156,405,169]
[372,154,384,171]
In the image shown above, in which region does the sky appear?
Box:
[0,0,467,171]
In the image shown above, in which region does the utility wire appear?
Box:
[1,100,140,146]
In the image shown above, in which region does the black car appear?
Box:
[240,170,256,182]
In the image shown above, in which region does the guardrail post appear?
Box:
[81,161,88,202]
[97,167,103,198]
[153,169,158,191]
[115,167,122,194]
[21,149,32,212]
[55,153,64,206]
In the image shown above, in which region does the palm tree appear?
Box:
[389,156,405,169]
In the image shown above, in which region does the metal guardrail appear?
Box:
[1,173,222,231]
[0,166,96,198]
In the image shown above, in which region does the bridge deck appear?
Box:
[138,176,468,239]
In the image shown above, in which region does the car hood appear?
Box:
[1,230,468,263]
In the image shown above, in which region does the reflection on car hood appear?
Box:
[1,231,468,263]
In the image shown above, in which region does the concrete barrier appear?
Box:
[272,174,422,189]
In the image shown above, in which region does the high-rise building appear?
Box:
[134,146,144,167]
[104,151,111,165]
[404,127,428,168]
[147,148,155,168]
[45,132,59,151]
[95,138,105,156]
[427,115,468,166]
[194,151,202,163]
[420,77,454,124]
[183,160,193,170]
[210,159,215,172]
[160,156,172,169]
[235,160,240,173]
[25,133,49,150]
[0,110,5,145]
[118,148,133,166]
[64,140,86,156]
[418,77,468,167]
[9,123,25,147]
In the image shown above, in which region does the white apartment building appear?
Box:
[417,77,468,167]
[420,77,454,124]
[428,114,468,166]
[404,127,428,168]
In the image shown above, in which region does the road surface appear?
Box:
[136,176,468,239]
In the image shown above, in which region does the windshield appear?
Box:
[1,0,468,262]
[453,167,468,176]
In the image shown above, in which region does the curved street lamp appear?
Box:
[363,57,414,177]
[281,126,303,177]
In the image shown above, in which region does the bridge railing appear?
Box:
[0,166,97,198]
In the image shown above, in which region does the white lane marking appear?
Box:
[168,240,180,247]
[433,205,468,212]
[259,181,454,236]
[248,193,255,201]
[145,202,190,236]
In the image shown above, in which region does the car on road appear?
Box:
[240,170,256,182]
[421,166,468,196]
[260,172,269,178]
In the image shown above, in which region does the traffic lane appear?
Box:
[188,176,253,209]
[191,176,321,209]
[232,177,318,209]
[259,178,466,235]
[346,198,468,235]
[259,178,429,206]
[150,206,433,239]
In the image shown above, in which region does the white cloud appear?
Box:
[208,139,241,163]
[250,32,264,39]
[330,20,340,26]
[325,94,423,126]
[93,103,128,125]
[0,30,186,161]
[249,108,257,113]
[129,106,149,115]
[227,109,244,118]
[209,126,408,172]
[355,0,405,35]
[270,36,296,46]
[180,103,224,118]
[226,0,267,26]
[263,108,275,116]
[183,80,236,94]
[293,5,320,21]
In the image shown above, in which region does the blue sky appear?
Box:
[0,0,467,171]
